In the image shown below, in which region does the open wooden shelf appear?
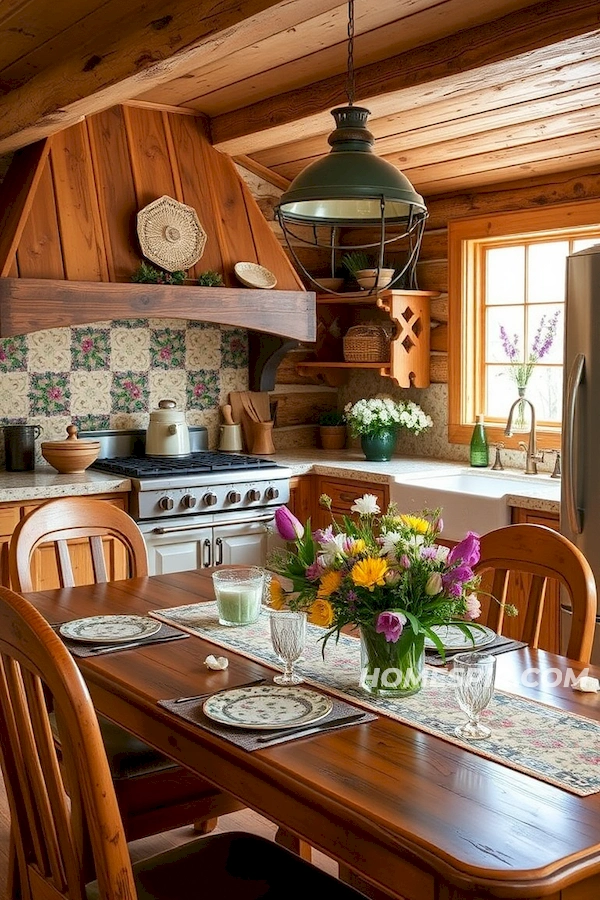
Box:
[296,361,391,386]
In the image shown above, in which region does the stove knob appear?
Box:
[246,489,261,502]
[181,494,197,509]
[227,491,241,504]
[203,492,218,507]
[265,486,279,500]
[159,496,174,511]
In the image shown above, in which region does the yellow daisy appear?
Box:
[269,579,287,610]
[346,538,366,556]
[308,598,335,628]
[317,569,344,598]
[351,557,388,591]
[399,514,431,534]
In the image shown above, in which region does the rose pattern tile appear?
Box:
[0,335,27,372]
[72,327,110,370]
[150,328,186,369]
[29,373,70,416]
[73,414,111,433]
[111,372,149,413]
[187,370,219,409]
[221,327,248,368]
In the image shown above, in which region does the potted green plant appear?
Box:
[341,251,395,290]
[131,261,186,285]
[318,410,347,451]
[196,270,224,286]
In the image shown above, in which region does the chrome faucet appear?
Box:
[504,396,544,475]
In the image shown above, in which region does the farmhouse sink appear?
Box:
[391,468,560,541]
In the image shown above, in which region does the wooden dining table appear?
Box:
[24,568,600,900]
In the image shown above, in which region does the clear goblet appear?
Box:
[269,610,307,685]
[452,652,496,740]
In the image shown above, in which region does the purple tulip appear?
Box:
[274,506,304,541]
[442,564,474,593]
[375,610,406,643]
[448,531,480,566]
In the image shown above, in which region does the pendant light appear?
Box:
[276,0,428,294]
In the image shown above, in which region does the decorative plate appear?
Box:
[59,615,162,644]
[203,685,333,730]
[234,262,277,290]
[424,624,497,651]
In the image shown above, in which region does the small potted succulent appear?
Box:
[318,410,347,450]
[341,251,395,290]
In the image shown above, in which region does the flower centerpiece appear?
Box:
[344,397,432,461]
[268,496,515,697]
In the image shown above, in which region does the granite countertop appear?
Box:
[0,467,131,503]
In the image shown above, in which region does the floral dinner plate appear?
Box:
[59,615,162,644]
[424,624,497,651]
[202,685,333,730]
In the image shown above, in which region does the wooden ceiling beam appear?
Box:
[212,0,600,155]
[0,0,342,155]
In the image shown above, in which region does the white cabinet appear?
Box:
[140,513,274,576]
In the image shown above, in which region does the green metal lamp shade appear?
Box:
[277,107,427,226]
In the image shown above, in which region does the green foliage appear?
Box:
[131,262,186,285]
[196,270,224,287]
[318,409,346,426]
[341,251,395,276]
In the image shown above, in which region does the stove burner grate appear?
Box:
[90,452,280,478]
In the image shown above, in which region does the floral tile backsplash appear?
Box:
[0,320,248,461]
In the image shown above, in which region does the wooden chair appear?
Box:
[7,496,244,841]
[474,523,597,664]
[0,584,366,900]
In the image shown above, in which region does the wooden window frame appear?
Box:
[448,199,600,449]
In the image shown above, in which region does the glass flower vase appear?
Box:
[359,626,425,697]
[513,387,530,433]
[360,428,397,461]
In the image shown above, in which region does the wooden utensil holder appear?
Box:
[250,420,276,455]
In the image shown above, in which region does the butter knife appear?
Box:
[175,677,268,704]
[256,711,367,743]
[85,634,185,655]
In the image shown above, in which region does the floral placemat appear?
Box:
[150,604,600,796]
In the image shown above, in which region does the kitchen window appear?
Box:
[448,201,600,448]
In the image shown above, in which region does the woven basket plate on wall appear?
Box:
[137,195,207,272]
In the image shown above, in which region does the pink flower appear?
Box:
[448,531,480,567]
[274,506,304,541]
[465,593,482,620]
[376,611,406,643]
[48,387,62,400]
[160,348,172,360]
[81,338,93,353]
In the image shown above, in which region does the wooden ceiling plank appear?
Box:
[211,0,600,154]
[0,139,50,276]
[0,0,342,155]
[251,67,600,168]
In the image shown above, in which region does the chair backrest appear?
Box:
[9,497,148,592]
[0,584,136,900]
[474,524,597,663]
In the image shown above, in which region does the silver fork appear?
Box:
[174,677,268,704]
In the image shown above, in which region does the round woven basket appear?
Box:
[137,195,207,272]
[343,325,390,363]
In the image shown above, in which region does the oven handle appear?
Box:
[151,512,276,534]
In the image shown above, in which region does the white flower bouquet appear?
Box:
[344,397,432,439]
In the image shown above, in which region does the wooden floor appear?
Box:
[0,773,337,894]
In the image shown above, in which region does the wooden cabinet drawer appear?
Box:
[0,507,20,536]
[318,478,388,512]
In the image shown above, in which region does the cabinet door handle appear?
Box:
[202,538,212,567]
[215,537,223,566]
[339,492,357,503]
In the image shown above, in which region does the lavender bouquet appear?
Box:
[499,311,561,392]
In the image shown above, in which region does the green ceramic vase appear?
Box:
[360,428,397,461]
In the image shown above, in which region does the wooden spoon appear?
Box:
[221,404,235,425]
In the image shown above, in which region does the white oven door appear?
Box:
[139,511,278,576]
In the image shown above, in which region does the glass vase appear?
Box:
[359,626,425,697]
[513,386,530,433]
[360,428,397,461]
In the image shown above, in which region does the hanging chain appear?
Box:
[345,0,355,106]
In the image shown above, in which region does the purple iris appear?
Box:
[375,611,406,643]
[448,531,480,567]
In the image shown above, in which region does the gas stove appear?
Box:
[82,429,292,522]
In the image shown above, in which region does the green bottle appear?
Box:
[470,414,489,467]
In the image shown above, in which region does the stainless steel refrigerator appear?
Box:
[561,244,600,663]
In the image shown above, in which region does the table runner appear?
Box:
[150,604,600,796]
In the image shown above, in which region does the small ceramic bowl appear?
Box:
[234,262,277,289]
[41,425,100,474]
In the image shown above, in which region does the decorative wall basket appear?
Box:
[137,195,207,272]
[343,324,390,363]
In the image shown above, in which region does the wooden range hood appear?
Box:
[0,105,315,388]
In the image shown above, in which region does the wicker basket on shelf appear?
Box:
[343,324,390,363]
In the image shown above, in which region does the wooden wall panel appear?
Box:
[123,106,177,210]
[0,140,50,276]
[242,180,305,290]
[87,106,139,282]
[50,123,108,281]
[16,161,64,279]
[166,113,226,282]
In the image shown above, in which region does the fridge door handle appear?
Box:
[564,352,585,535]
